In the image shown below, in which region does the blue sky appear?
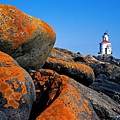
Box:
[1,0,120,58]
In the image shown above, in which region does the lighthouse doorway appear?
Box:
[105,48,107,54]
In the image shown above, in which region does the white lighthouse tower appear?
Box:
[98,32,112,56]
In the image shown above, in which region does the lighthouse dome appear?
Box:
[101,40,110,44]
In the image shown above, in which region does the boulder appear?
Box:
[43,57,95,86]
[0,51,36,120]
[0,4,56,69]
[36,75,99,120]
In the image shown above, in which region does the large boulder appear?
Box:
[0,51,36,120]
[43,57,95,86]
[36,75,99,120]
[0,4,56,69]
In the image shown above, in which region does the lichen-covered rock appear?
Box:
[36,75,99,120]
[0,4,56,69]
[28,69,62,120]
[43,57,95,86]
[0,51,36,120]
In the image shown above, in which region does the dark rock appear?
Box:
[74,52,87,62]
[85,58,120,85]
[95,55,120,67]
[90,78,120,103]
[0,111,7,120]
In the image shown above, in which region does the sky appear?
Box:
[1,0,120,58]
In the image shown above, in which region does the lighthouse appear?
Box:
[98,32,112,56]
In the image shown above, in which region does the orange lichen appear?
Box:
[45,69,56,74]
[40,76,49,82]
[39,81,45,86]
[21,84,27,94]
[85,56,98,63]
[34,72,41,80]
[0,65,26,82]
[0,52,26,82]
[0,5,38,49]
[13,81,18,89]
[80,104,92,115]
[60,75,93,116]
[59,75,70,86]
[84,104,92,114]
[61,76,79,99]
[108,65,114,69]
[39,20,56,38]
[0,81,22,109]
[48,91,57,100]
[83,99,89,104]
[36,98,77,120]
[35,89,41,93]
[21,97,25,103]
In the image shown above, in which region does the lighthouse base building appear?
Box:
[98,32,112,57]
